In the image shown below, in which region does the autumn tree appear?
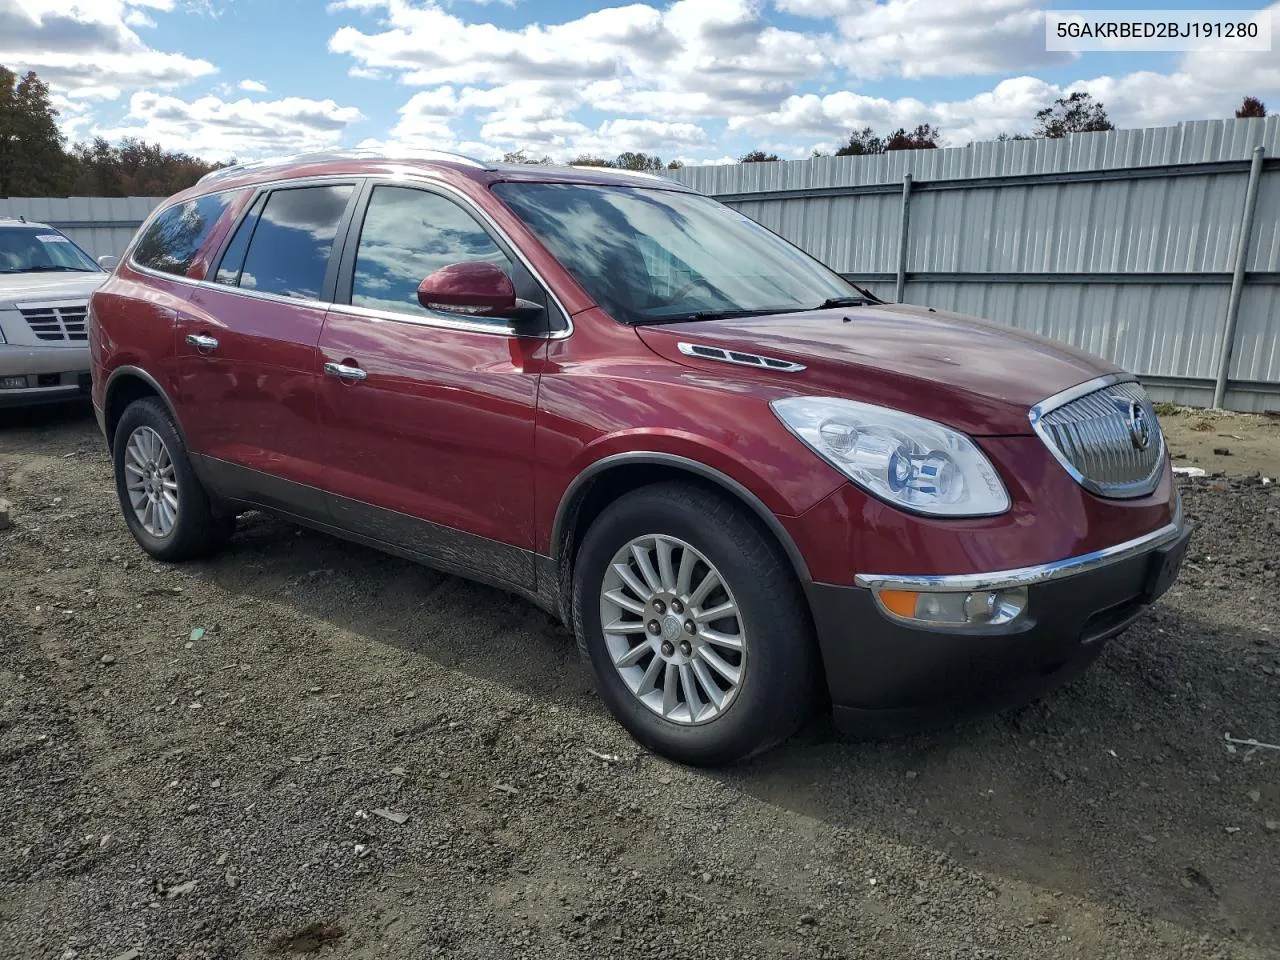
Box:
[0,66,68,197]
[883,124,940,151]
[1236,96,1267,118]
[67,137,223,197]
[1033,92,1114,138]
[834,123,940,156]
[739,150,781,162]
[834,126,884,156]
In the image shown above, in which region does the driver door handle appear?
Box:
[185,333,218,351]
[324,361,367,382]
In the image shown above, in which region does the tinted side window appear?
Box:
[213,194,265,286]
[351,186,511,316]
[132,192,235,276]
[238,185,353,300]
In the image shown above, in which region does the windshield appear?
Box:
[492,182,858,324]
[0,226,100,274]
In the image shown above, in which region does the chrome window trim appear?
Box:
[324,301,521,338]
[677,341,806,372]
[855,494,1185,594]
[1028,372,1165,499]
[128,172,573,341]
[129,262,334,312]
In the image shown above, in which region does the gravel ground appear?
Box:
[2,403,1279,960]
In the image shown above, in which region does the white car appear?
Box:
[0,218,110,408]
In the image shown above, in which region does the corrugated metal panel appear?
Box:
[0,196,163,258]
[900,281,1229,379]
[669,118,1279,412]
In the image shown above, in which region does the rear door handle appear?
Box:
[324,361,367,382]
[185,333,218,351]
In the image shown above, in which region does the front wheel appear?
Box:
[572,482,817,766]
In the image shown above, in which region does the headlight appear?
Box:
[771,396,1010,517]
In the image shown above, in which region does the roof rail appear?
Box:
[197,147,494,184]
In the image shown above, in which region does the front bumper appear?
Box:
[0,344,91,408]
[808,507,1192,735]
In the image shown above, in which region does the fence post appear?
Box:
[1212,145,1265,409]
[895,173,913,303]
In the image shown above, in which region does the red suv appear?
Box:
[89,150,1190,766]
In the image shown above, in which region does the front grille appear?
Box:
[18,303,89,342]
[1030,378,1165,499]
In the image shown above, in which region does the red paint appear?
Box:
[92,154,1177,593]
[418,262,517,315]
[175,284,327,490]
[317,309,543,549]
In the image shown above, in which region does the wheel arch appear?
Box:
[103,366,187,449]
[551,452,813,593]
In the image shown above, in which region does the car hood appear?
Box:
[635,303,1120,436]
[0,272,106,310]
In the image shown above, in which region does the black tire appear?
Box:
[111,397,234,562]
[572,481,817,766]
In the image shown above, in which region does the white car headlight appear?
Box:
[771,396,1010,517]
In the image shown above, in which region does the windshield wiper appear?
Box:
[638,307,787,325]
[22,265,94,273]
[812,296,872,310]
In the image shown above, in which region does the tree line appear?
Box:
[1,64,1270,195]
[1,66,224,198]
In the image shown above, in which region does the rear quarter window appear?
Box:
[131,191,239,277]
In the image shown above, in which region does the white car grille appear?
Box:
[1030,378,1165,499]
[18,303,89,342]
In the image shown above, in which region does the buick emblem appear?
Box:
[1126,401,1152,451]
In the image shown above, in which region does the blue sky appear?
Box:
[2,0,1276,165]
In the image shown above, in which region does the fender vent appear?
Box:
[677,342,805,373]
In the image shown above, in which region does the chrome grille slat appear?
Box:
[18,304,89,342]
[1030,376,1164,499]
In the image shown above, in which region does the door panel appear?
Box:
[317,183,545,589]
[175,290,330,508]
[318,313,543,581]
[174,182,358,517]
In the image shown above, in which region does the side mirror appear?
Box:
[97,255,118,270]
[417,262,542,322]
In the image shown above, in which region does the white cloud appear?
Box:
[238,78,268,92]
[0,0,214,100]
[124,9,157,27]
[95,92,365,160]
[823,0,1071,79]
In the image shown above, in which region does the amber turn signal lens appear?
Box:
[878,589,921,618]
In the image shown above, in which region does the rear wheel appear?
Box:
[112,397,234,561]
[572,481,817,766]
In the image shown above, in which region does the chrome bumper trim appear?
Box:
[855,496,1185,594]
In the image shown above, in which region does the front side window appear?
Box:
[237,185,353,300]
[350,186,511,317]
[132,192,235,276]
[0,226,100,274]
[492,183,857,325]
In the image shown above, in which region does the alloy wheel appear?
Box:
[123,425,179,538]
[598,534,747,725]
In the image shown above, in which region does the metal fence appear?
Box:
[0,196,162,263]
[668,117,1280,412]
